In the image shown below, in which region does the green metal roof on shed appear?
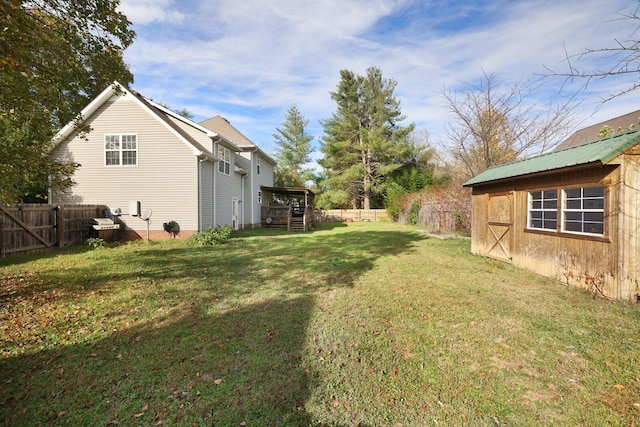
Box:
[463,129,640,187]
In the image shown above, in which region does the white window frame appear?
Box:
[104,134,138,166]
[561,186,605,236]
[218,146,230,175]
[527,189,558,232]
[256,155,261,175]
[257,190,262,204]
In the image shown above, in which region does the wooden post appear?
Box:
[56,206,65,248]
[0,219,4,259]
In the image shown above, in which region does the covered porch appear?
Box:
[260,187,316,231]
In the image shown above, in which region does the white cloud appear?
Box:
[119,0,185,25]
[120,0,640,154]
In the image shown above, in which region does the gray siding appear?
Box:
[51,93,200,233]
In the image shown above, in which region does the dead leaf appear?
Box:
[214,378,224,385]
[332,400,339,408]
[141,402,149,411]
[614,384,625,390]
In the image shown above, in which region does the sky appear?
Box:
[118,0,640,162]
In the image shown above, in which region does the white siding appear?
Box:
[214,143,244,227]
[200,161,215,229]
[238,151,275,225]
[51,93,200,233]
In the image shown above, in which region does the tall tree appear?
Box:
[319,67,415,209]
[0,0,135,203]
[442,72,577,180]
[272,105,314,187]
[546,1,640,101]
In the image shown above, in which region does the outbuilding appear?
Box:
[463,130,640,300]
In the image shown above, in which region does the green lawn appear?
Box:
[1,222,639,426]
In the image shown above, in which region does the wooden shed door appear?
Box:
[487,192,513,260]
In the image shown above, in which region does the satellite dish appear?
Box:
[141,209,153,221]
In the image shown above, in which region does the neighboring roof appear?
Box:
[199,115,277,164]
[555,109,640,151]
[52,81,218,161]
[463,129,640,187]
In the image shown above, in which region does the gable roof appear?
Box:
[555,109,640,151]
[199,115,277,164]
[463,129,640,187]
[52,81,224,160]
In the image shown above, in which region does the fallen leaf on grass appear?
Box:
[613,384,625,390]
[214,378,224,385]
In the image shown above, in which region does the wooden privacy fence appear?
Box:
[0,204,108,257]
[319,209,388,222]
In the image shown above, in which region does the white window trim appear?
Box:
[256,155,261,175]
[257,190,262,204]
[527,190,558,232]
[218,146,231,175]
[561,186,605,236]
[104,134,138,166]
[526,185,605,237]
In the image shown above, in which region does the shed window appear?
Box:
[562,186,604,235]
[528,190,557,231]
[218,146,230,175]
[105,134,137,166]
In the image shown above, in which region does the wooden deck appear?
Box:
[261,205,314,231]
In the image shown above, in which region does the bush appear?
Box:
[193,226,233,246]
[85,237,105,250]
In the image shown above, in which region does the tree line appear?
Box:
[2,0,639,210]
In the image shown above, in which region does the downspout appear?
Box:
[241,174,246,229]
[213,142,218,227]
[198,156,207,232]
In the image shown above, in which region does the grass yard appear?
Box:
[1,222,640,426]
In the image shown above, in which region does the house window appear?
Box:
[257,190,262,204]
[528,190,557,231]
[218,146,230,175]
[562,186,604,235]
[105,134,137,166]
[256,156,261,175]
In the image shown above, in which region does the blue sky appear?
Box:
[119,0,639,161]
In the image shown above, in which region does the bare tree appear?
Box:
[442,72,577,180]
[546,2,640,101]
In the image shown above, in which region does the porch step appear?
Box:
[289,217,305,231]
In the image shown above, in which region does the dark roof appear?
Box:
[261,186,315,196]
[463,129,640,187]
[555,109,640,151]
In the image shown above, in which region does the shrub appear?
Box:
[193,226,233,246]
[85,237,105,250]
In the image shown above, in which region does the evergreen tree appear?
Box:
[272,105,314,187]
[319,67,415,209]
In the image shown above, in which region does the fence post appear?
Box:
[0,220,4,259]
[56,206,65,248]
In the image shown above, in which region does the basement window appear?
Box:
[562,186,604,235]
[528,190,557,231]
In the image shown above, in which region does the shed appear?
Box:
[463,130,640,300]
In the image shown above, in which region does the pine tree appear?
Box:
[272,105,314,187]
[319,67,415,209]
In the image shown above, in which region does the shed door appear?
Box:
[487,192,513,260]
